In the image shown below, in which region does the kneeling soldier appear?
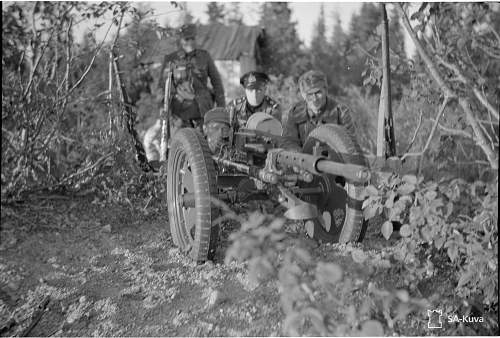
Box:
[283,70,361,151]
[203,107,231,153]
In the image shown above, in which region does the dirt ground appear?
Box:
[0,194,495,336]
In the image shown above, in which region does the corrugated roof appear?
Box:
[141,23,264,64]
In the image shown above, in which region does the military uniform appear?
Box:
[282,70,362,155]
[283,97,357,148]
[228,71,281,129]
[227,95,281,128]
[158,24,225,126]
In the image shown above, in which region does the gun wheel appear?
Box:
[301,124,368,243]
[167,128,219,262]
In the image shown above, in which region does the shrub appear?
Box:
[363,173,498,309]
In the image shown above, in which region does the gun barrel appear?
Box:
[275,150,370,183]
[212,156,278,184]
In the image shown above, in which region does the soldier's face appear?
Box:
[203,121,230,152]
[303,87,327,114]
[180,37,195,53]
[245,86,265,107]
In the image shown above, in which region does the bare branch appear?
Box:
[62,17,72,107]
[430,119,474,138]
[477,44,500,59]
[56,152,116,186]
[477,119,499,125]
[437,56,499,120]
[465,47,483,81]
[22,29,55,100]
[472,87,500,120]
[401,96,451,161]
[111,10,126,50]
[476,110,496,149]
[65,20,114,96]
[404,110,424,153]
[355,44,378,61]
[437,56,467,84]
[398,6,456,99]
[456,160,491,166]
[488,24,500,43]
[459,97,498,169]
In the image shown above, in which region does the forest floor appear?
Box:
[0,194,496,337]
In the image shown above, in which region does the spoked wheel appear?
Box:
[167,128,219,262]
[300,124,368,243]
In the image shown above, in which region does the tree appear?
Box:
[328,13,350,93]
[388,6,405,58]
[344,3,382,88]
[258,2,307,77]
[178,2,194,24]
[309,5,342,95]
[386,5,410,99]
[398,3,499,169]
[225,3,243,25]
[331,13,347,50]
[206,2,225,24]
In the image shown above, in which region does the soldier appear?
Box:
[158,23,225,129]
[202,107,231,153]
[227,71,281,130]
[283,70,361,151]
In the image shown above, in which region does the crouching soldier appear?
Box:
[283,70,364,155]
[227,71,281,130]
[202,107,231,153]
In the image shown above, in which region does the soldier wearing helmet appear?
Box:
[283,70,360,150]
[202,107,231,153]
[157,23,225,129]
[227,71,281,130]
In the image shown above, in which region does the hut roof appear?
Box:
[141,23,264,64]
[197,23,264,61]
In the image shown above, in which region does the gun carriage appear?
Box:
[165,110,371,262]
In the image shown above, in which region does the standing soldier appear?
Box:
[157,23,225,130]
[227,71,281,130]
[283,70,363,154]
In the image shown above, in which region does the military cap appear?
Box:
[299,70,327,94]
[240,71,270,89]
[179,23,196,39]
[204,107,230,125]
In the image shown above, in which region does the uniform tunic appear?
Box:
[158,49,225,121]
[227,96,281,129]
[283,96,361,151]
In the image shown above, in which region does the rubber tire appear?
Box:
[167,128,219,262]
[301,124,367,243]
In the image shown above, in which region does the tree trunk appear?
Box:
[377,3,396,159]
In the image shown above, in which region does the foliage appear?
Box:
[1,2,162,201]
[402,2,499,169]
[258,2,308,78]
[225,212,426,336]
[363,173,498,311]
[206,2,225,24]
[224,3,243,25]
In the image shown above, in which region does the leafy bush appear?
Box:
[225,212,426,336]
[363,173,498,309]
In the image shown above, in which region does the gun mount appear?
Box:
[166,115,370,262]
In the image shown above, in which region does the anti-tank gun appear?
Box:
[166,113,371,262]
